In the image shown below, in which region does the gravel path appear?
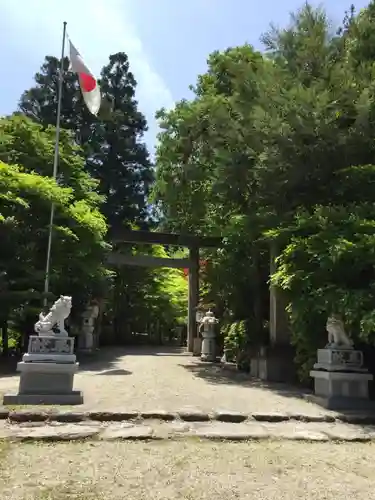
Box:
[0,346,331,415]
[0,440,374,499]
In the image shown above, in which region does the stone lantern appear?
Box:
[79,301,99,353]
[199,310,218,362]
[192,310,204,356]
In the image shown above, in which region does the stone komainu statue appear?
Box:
[326,315,353,349]
[34,296,72,337]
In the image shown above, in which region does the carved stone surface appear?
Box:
[313,348,365,372]
[28,335,74,355]
[23,335,76,363]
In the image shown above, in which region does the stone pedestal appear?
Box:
[3,335,83,406]
[309,347,375,410]
[78,309,97,353]
[192,338,202,357]
[78,327,94,353]
[250,345,296,383]
[313,348,366,372]
[201,330,216,362]
[252,242,296,382]
[309,370,373,410]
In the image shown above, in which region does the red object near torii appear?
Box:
[183,260,207,277]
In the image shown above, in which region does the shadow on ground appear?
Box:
[0,356,20,378]
[96,368,132,376]
[180,361,310,400]
[181,360,375,422]
[77,345,186,373]
[0,345,185,377]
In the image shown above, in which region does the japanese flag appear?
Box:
[69,39,101,116]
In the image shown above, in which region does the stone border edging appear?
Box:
[1,408,375,425]
[1,420,375,443]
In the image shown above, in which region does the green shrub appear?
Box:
[0,327,21,353]
[223,320,249,370]
[270,203,375,382]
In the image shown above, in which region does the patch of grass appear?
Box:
[33,483,105,500]
[4,405,75,411]
[0,440,373,499]
[0,440,10,458]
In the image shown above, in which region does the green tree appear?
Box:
[260,2,375,378]
[153,45,270,345]
[19,51,160,344]
[19,51,192,346]
[0,115,108,352]
[153,1,375,378]
[0,158,107,351]
[20,52,153,228]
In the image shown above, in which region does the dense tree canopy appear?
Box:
[153,1,375,379]
[5,0,375,383]
[0,49,187,353]
[20,52,153,228]
[0,116,108,351]
[0,115,108,297]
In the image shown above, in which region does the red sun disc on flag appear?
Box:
[79,73,96,92]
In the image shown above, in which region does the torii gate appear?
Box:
[108,229,222,351]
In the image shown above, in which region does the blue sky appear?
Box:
[0,0,370,152]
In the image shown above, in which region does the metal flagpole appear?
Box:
[43,21,67,309]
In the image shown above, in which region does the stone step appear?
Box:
[2,407,375,424]
[1,419,375,442]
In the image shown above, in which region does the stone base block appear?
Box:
[3,391,83,406]
[78,330,94,352]
[309,370,373,410]
[250,345,296,383]
[18,362,78,394]
[305,394,375,411]
[20,371,74,395]
[192,338,202,357]
[2,361,83,406]
[201,353,216,362]
[201,337,215,362]
[76,349,95,356]
[310,370,372,398]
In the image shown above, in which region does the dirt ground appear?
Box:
[0,347,331,415]
[0,439,373,500]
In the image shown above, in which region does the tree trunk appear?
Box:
[95,298,105,349]
[1,317,9,356]
[252,247,263,341]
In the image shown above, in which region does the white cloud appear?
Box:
[0,0,174,152]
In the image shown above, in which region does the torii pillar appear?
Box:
[251,241,295,382]
[187,245,199,352]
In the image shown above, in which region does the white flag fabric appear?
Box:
[68,39,101,116]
